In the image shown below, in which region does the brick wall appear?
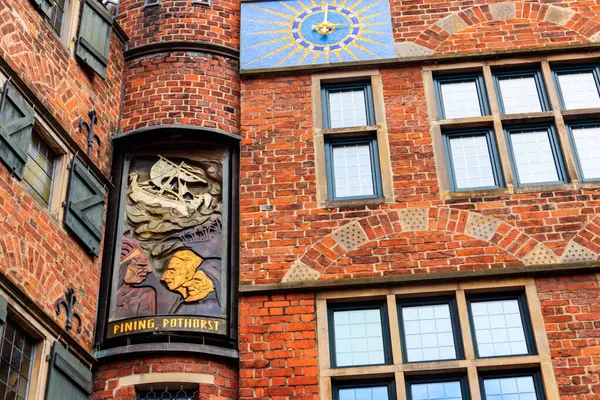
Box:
[93,355,238,400]
[118,0,240,50]
[0,0,125,351]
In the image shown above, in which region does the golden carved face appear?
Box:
[122,248,152,284]
[160,250,203,292]
[182,270,215,302]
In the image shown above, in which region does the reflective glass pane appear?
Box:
[333,309,385,367]
[440,81,483,119]
[449,135,496,189]
[509,130,560,184]
[332,143,375,198]
[557,72,600,110]
[329,89,369,128]
[137,387,198,400]
[0,320,34,400]
[402,304,457,362]
[471,299,528,357]
[338,385,389,400]
[483,376,538,400]
[498,76,543,114]
[411,380,463,400]
[571,126,600,180]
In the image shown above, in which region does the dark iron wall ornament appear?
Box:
[79,109,102,157]
[56,288,83,333]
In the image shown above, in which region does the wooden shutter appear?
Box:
[0,81,35,180]
[0,294,7,336]
[76,0,113,79]
[31,0,54,19]
[45,343,92,400]
[64,158,107,256]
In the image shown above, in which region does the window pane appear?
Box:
[411,381,463,400]
[0,320,34,400]
[401,304,457,362]
[448,135,496,189]
[571,126,600,180]
[470,299,529,357]
[498,76,543,114]
[332,143,375,198]
[557,72,600,109]
[24,132,56,206]
[137,387,199,400]
[440,81,482,119]
[329,89,368,128]
[339,385,389,400]
[509,130,560,184]
[483,376,538,400]
[333,308,385,367]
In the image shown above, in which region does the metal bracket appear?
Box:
[55,288,83,334]
[79,109,102,157]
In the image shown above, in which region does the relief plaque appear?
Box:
[106,150,230,338]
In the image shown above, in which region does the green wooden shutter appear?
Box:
[64,158,107,256]
[0,81,35,180]
[31,0,54,19]
[75,0,113,79]
[45,343,92,400]
[0,294,7,337]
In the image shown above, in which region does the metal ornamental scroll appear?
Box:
[107,150,228,338]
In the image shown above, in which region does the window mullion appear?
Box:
[386,295,403,365]
[455,290,475,361]
[467,366,482,400]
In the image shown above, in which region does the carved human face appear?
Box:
[122,248,152,284]
[182,270,215,302]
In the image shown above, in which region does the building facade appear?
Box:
[0,0,599,399]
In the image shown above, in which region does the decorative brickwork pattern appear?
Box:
[465,213,501,241]
[560,242,598,263]
[521,243,559,266]
[397,208,429,232]
[282,261,320,283]
[332,221,369,251]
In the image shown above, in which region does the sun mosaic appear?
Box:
[240,0,396,70]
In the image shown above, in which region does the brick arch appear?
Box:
[413,2,600,51]
[287,207,548,283]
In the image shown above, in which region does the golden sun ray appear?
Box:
[297,48,312,65]
[348,0,367,11]
[295,0,309,10]
[249,29,290,35]
[361,30,386,35]
[354,0,383,16]
[276,47,302,67]
[343,46,359,61]
[246,19,291,26]
[361,11,385,21]
[362,21,387,27]
[350,42,379,58]
[333,49,343,62]
[248,35,291,49]
[249,4,295,20]
[325,50,330,63]
[243,42,296,67]
[280,2,300,14]
[312,51,320,64]
[355,36,391,47]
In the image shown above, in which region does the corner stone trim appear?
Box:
[282,261,321,283]
[331,221,369,251]
[521,243,559,266]
[465,213,501,241]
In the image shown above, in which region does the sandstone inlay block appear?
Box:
[544,5,575,26]
[397,208,429,232]
[332,221,369,251]
[395,42,435,58]
[436,14,468,35]
[465,213,500,241]
[489,2,516,20]
[521,243,559,265]
[282,261,321,283]
[560,241,598,263]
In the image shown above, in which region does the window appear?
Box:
[313,72,393,205]
[494,70,549,114]
[435,74,489,119]
[23,131,57,208]
[328,303,391,368]
[49,0,68,35]
[136,386,198,400]
[325,137,382,201]
[318,279,555,400]
[467,293,535,358]
[443,129,503,191]
[398,298,462,363]
[406,376,469,400]
[505,125,567,187]
[480,371,545,400]
[0,319,35,400]
[567,122,600,182]
[322,83,375,129]
[334,380,396,400]
[553,65,600,110]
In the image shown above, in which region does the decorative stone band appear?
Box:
[124,41,240,62]
[280,207,600,284]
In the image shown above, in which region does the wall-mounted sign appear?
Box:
[106,150,231,338]
[241,0,396,70]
